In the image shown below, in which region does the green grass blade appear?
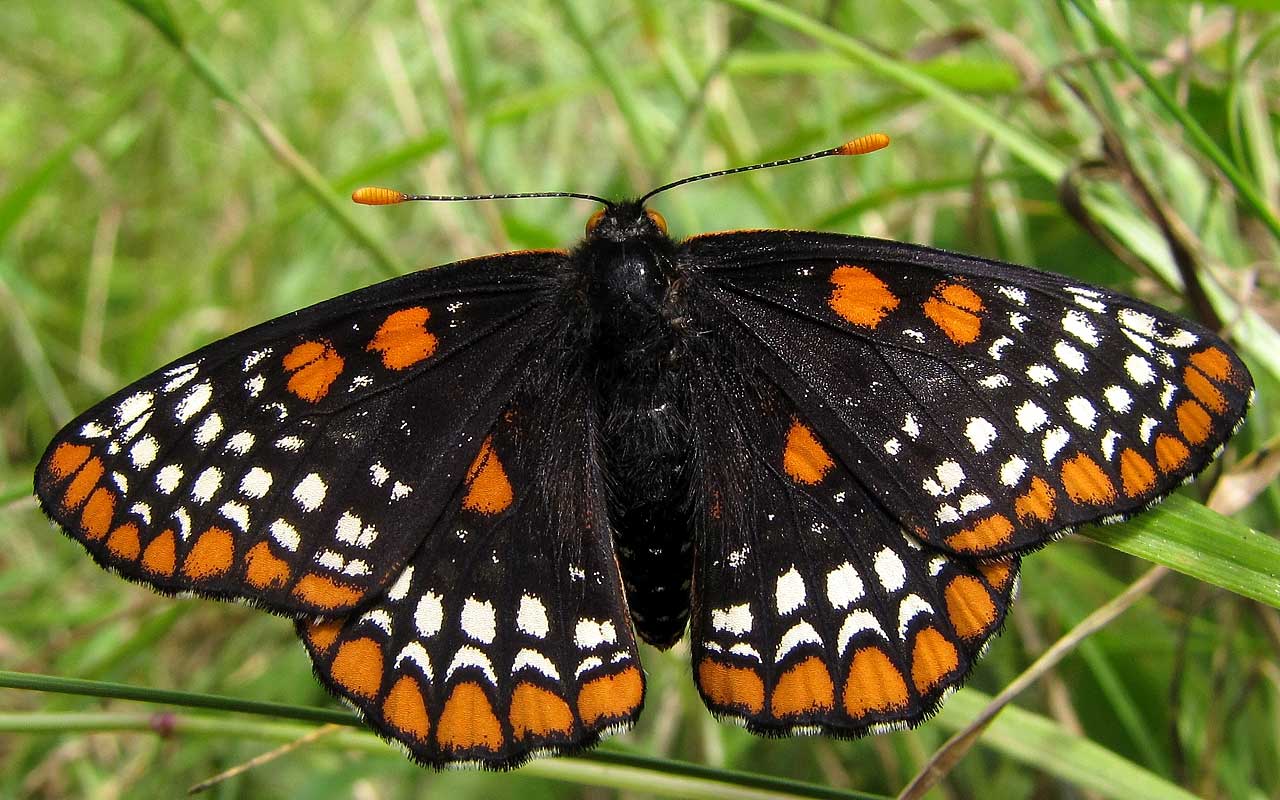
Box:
[0,671,886,800]
[112,0,405,277]
[936,689,1206,800]
[1083,494,1280,609]
[1066,0,1280,241]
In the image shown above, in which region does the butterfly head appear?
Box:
[584,201,669,243]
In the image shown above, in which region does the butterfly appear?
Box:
[35,134,1253,770]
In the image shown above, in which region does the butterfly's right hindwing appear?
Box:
[299,341,644,769]
[36,252,567,616]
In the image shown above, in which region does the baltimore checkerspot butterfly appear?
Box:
[35,134,1252,769]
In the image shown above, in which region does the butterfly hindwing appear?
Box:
[36,251,568,616]
[298,351,643,768]
[683,231,1252,558]
[684,339,1019,733]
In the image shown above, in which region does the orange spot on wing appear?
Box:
[303,619,344,654]
[438,681,504,752]
[923,282,983,345]
[141,529,177,576]
[577,666,643,725]
[62,456,104,511]
[106,523,141,561]
[367,307,439,370]
[80,487,116,540]
[910,627,959,693]
[293,573,365,609]
[1183,366,1227,413]
[696,658,765,714]
[842,646,910,718]
[383,675,431,742]
[509,682,575,740]
[1176,400,1212,445]
[769,656,835,717]
[1154,434,1191,473]
[244,542,291,589]
[283,340,344,403]
[463,437,514,515]
[783,419,834,485]
[1014,476,1057,523]
[330,637,384,700]
[182,527,235,579]
[977,559,1015,592]
[944,514,1014,553]
[1119,448,1157,497]
[47,443,91,481]
[944,575,998,640]
[828,265,900,328]
[1189,347,1233,383]
[1059,453,1117,505]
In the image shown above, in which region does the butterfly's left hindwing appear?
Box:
[36,252,566,616]
[683,231,1252,559]
[298,350,643,769]
[683,339,1019,734]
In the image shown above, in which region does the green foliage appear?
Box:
[1,1,1276,797]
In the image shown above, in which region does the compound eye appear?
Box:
[586,208,606,234]
[645,208,667,235]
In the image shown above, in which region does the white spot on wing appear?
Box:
[517,595,550,638]
[874,548,906,593]
[1042,427,1070,462]
[292,473,326,511]
[1125,354,1156,385]
[838,610,887,655]
[175,382,212,423]
[965,417,997,453]
[269,519,299,551]
[387,566,414,601]
[775,621,822,662]
[825,562,863,609]
[445,645,497,685]
[1016,401,1048,432]
[513,648,560,681]
[775,567,806,615]
[130,435,158,469]
[1066,396,1097,429]
[414,591,443,637]
[574,618,618,649]
[897,594,935,639]
[460,597,497,644]
[239,467,272,499]
[1001,456,1027,487]
[712,603,752,635]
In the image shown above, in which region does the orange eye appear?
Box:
[586,208,606,234]
[645,209,667,234]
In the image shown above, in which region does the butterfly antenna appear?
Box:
[352,187,611,206]
[639,133,890,203]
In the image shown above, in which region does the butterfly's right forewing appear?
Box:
[36,252,567,617]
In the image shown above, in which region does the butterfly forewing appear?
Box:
[298,350,643,769]
[36,252,567,616]
[684,335,1019,733]
[684,231,1252,559]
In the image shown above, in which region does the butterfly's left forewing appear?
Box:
[298,350,643,769]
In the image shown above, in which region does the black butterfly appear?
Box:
[35,135,1252,769]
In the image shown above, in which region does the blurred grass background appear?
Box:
[2,1,1278,798]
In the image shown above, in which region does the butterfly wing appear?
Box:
[681,231,1252,559]
[297,344,644,768]
[36,251,568,616]
[683,335,1019,733]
